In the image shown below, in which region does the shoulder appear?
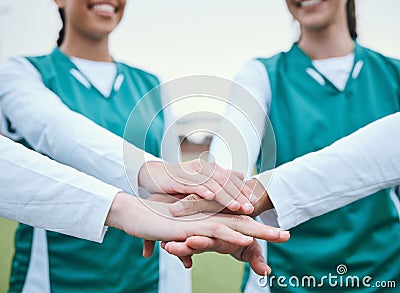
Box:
[24,49,57,65]
[361,45,400,74]
[238,48,289,79]
[117,62,160,85]
[256,51,285,67]
[0,56,43,81]
[23,50,60,77]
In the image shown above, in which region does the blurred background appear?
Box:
[0,0,399,292]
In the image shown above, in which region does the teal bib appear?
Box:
[9,48,164,293]
[247,43,400,292]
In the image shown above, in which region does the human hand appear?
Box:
[161,232,288,275]
[168,178,273,217]
[105,193,288,258]
[138,160,255,214]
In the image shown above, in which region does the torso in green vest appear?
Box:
[9,48,164,293]
[256,43,400,292]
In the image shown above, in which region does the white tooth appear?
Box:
[301,0,322,8]
[93,4,115,13]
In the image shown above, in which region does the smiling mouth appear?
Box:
[88,3,118,14]
[295,0,324,8]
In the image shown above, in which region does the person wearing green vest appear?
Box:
[179,0,400,292]
[0,0,254,292]
[3,0,177,291]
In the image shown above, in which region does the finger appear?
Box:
[171,178,216,200]
[147,193,179,204]
[162,161,217,199]
[164,241,197,256]
[186,236,227,252]
[169,195,225,217]
[179,256,193,269]
[204,222,255,247]
[242,241,271,276]
[216,215,290,243]
[185,236,271,276]
[214,184,254,214]
[220,166,254,200]
[181,160,242,207]
[231,170,245,181]
[143,240,156,258]
[179,173,239,207]
[199,164,254,213]
[197,164,245,210]
[176,161,248,212]
[162,242,195,267]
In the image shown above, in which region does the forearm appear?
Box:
[256,112,400,229]
[0,135,120,242]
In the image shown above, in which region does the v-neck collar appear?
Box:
[52,47,124,99]
[290,41,365,93]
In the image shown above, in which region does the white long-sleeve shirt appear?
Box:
[210,57,400,230]
[0,57,190,292]
[0,57,160,239]
[0,134,120,242]
[0,57,161,195]
[258,112,400,229]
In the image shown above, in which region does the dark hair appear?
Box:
[346,0,357,40]
[57,8,66,47]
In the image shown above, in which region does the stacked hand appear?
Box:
[134,160,287,275]
[139,160,256,214]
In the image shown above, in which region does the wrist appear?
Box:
[247,179,274,217]
[138,161,163,192]
[105,192,139,233]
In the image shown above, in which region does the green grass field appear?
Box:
[0,219,243,293]
[0,218,17,293]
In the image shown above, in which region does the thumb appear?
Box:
[243,241,271,276]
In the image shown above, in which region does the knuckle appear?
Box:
[209,222,222,234]
[213,173,228,185]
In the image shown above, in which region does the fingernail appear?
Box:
[205,190,214,199]
[244,202,254,213]
[280,230,290,237]
[229,201,240,210]
[242,235,253,242]
[170,203,184,215]
[271,228,281,236]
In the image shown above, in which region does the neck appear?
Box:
[298,22,354,60]
[60,32,112,62]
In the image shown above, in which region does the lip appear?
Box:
[294,0,325,12]
[88,1,119,17]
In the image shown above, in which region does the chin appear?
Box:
[298,14,331,30]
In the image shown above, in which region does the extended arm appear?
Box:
[0,57,253,210]
[255,111,400,229]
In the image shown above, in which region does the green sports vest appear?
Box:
[9,48,164,293]
[245,43,400,292]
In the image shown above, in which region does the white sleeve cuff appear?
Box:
[252,172,300,230]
